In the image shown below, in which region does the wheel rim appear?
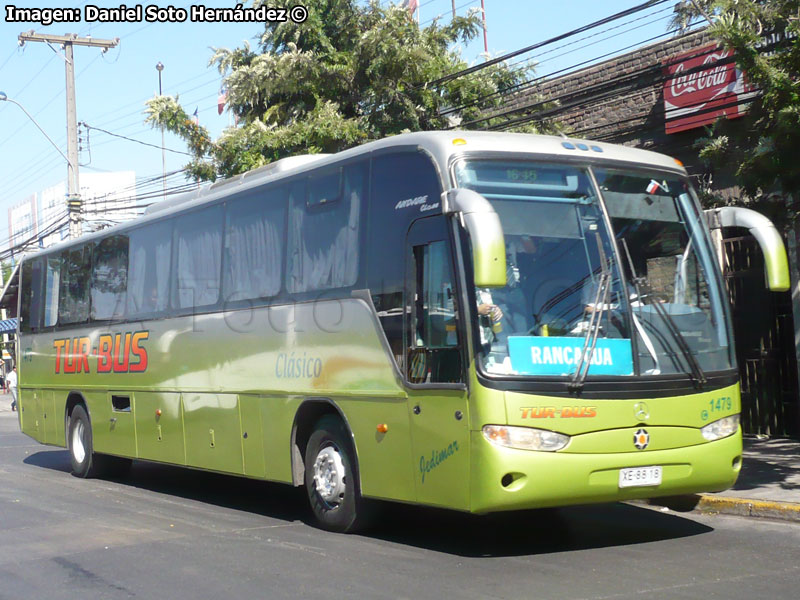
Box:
[71,420,86,464]
[312,445,346,506]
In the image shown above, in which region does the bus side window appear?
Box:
[224,187,286,301]
[127,220,173,317]
[368,152,442,369]
[91,235,129,321]
[58,244,92,325]
[407,240,462,384]
[19,258,44,333]
[286,162,366,294]
[173,206,223,310]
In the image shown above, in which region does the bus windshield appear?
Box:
[454,159,733,379]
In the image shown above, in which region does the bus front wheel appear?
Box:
[304,416,369,533]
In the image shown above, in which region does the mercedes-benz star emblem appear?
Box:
[634,402,650,422]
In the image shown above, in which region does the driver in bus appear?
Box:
[477,235,537,347]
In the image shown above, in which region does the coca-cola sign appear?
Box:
[663,44,754,134]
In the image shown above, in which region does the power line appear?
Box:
[439,12,695,121]
[81,123,195,156]
[1,169,197,257]
[424,0,670,88]
[467,27,719,131]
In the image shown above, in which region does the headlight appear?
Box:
[701,414,740,441]
[482,425,570,451]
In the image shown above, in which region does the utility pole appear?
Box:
[480,0,488,55]
[156,62,166,201]
[18,32,119,240]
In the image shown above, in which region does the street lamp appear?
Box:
[0,91,74,168]
[156,61,166,200]
[1,91,78,246]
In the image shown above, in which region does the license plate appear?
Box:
[618,466,662,488]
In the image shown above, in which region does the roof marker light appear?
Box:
[590,145,603,153]
[576,143,589,151]
[452,138,467,146]
[561,142,576,150]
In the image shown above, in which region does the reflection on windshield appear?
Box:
[597,167,731,377]
[455,159,733,379]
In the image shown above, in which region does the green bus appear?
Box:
[5,131,789,532]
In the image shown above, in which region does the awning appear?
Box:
[0,318,17,333]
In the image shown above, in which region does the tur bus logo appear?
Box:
[52,330,149,374]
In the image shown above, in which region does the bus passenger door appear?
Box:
[405,216,470,510]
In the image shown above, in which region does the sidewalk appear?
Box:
[1,394,797,521]
[689,436,800,522]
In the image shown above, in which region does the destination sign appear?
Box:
[508,336,634,376]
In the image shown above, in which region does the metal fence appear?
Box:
[723,235,799,438]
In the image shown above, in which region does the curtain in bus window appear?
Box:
[175,206,223,309]
[224,188,285,301]
[58,245,91,324]
[91,235,128,320]
[287,163,364,293]
[44,256,60,327]
[127,220,172,316]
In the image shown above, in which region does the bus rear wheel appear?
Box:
[68,405,131,478]
[304,416,369,533]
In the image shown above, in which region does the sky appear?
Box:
[0,0,683,251]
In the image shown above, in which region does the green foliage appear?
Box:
[1,261,12,287]
[146,0,555,181]
[673,1,800,205]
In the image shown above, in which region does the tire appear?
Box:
[67,405,132,479]
[304,416,370,533]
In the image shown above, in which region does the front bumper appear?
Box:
[469,428,742,513]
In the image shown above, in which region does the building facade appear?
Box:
[6,171,137,255]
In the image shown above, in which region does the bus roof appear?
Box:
[21,131,688,259]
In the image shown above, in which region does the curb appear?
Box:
[695,494,800,522]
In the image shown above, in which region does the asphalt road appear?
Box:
[2,410,799,600]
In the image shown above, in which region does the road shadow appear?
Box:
[23,449,712,558]
[363,500,712,558]
[24,449,72,473]
[24,449,309,524]
[728,438,800,493]
[731,456,800,492]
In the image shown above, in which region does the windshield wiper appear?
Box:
[569,234,611,392]
[620,238,706,387]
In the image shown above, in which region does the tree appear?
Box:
[671,1,800,202]
[146,0,555,181]
[1,261,11,287]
